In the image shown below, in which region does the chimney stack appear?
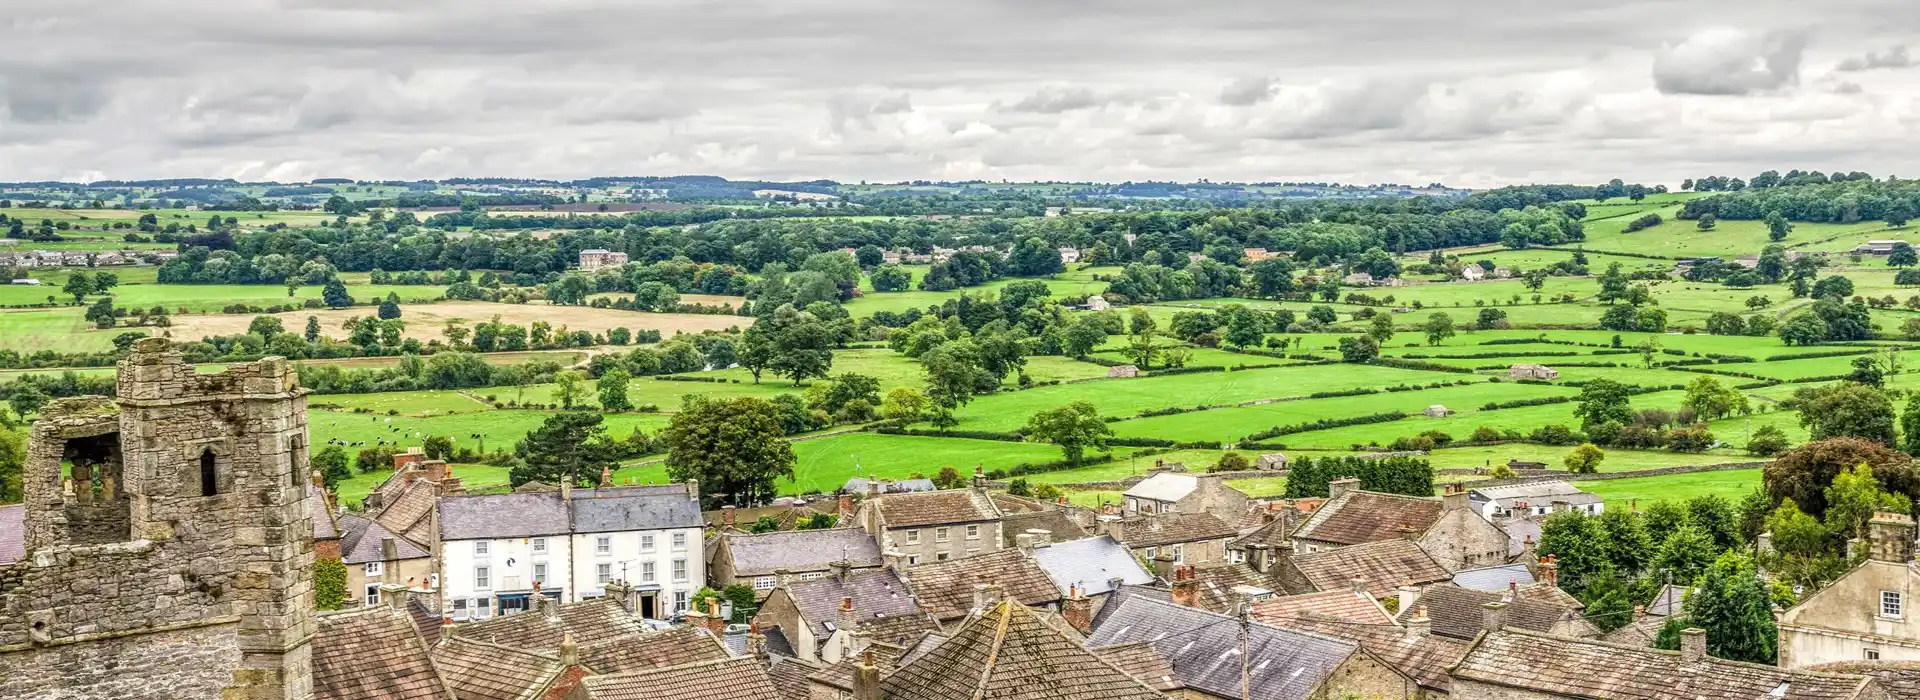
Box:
[747,621,768,661]
[1869,512,1916,563]
[559,632,579,667]
[721,505,737,529]
[1350,577,1369,595]
[382,582,410,613]
[702,597,728,636]
[685,478,700,504]
[1481,601,1509,634]
[840,494,855,522]
[1406,606,1430,640]
[559,477,573,502]
[1015,533,1035,555]
[1442,483,1469,511]
[1680,628,1707,663]
[867,477,881,500]
[1396,584,1420,614]
[1171,567,1199,608]
[853,649,883,700]
[1328,478,1360,500]
[1061,585,1093,634]
[1097,515,1125,544]
[1025,528,1051,547]
[830,560,853,583]
[775,568,795,589]
[605,580,634,614]
[837,597,858,634]
[381,536,399,564]
[1541,554,1559,587]
[971,584,1001,614]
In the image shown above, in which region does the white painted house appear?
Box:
[437,482,706,622]
[1467,481,1603,520]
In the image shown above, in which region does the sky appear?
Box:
[2,0,1917,188]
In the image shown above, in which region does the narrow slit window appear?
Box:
[200,448,218,496]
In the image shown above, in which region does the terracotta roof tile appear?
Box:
[454,599,647,649]
[312,608,454,700]
[874,488,1000,529]
[574,657,783,700]
[1454,628,1877,699]
[1113,512,1238,548]
[1287,539,1451,597]
[903,549,1060,620]
[883,601,1167,700]
[1399,584,1587,640]
[1293,491,1443,546]
[1250,590,1394,626]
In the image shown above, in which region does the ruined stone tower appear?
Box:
[1,338,317,699]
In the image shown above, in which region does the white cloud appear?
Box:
[1652,28,1807,95]
[1835,45,1914,72]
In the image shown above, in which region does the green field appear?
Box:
[1580,468,1763,505]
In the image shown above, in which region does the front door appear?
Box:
[639,593,658,620]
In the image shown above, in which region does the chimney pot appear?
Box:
[1351,577,1369,595]
[1015,533,1035,554]
[1481,601,1510,634]
[1680,627,1707,663]
[559,631,579,666]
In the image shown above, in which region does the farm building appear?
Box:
[1083,296,1111,311]
[1506,460,1549,470]
[1107,364,1139,378]
[1459,266,1485,281]
[1854,239,1909,255]
[1342,272,1374,285]
[1468,481,1603,519]
[1255,453,1288,470]
[1424,404,1451,417]
[9,278,38,285]
[1058,247,1082,264]
[1508,364,1559,380]
[577,248,629,271]
[1243,247,1276,261]
[1492,266,1515,278]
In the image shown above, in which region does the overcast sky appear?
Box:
[3,0,1917,188]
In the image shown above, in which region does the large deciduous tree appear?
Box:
[1024,401,1114,465]
[1764,437,1918,518]
[662,396,797,508]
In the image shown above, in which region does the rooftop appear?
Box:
[1397,583,1586,639]
[1124,472,1199,502]
[439,491,570,540]
[453,598,648,649]
[578,626,731,674]
[1287,539,1451,597]
[723,528,882,577]
[1450,563,1537,592]
[784,568,922,639]
[873,488,1000,528]
[1453,627,1876,699]
[574,657,783,700]
[883,599,1166,700]
[1088,589,1360,700]
[337,513,432,565]
[1291,490,1444,546]
[904,548,1060,620]
[312,607,454,700]
[1250,589,1394,626]
[432,637,561,700]
[1030,535,1155,596]
[1112,511,1238,548]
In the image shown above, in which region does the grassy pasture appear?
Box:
[307,408,672,457]
[1580,468,1762,505]
[163,301,745,343]
[1108,380,1573,442]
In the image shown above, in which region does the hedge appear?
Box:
[1244,411,1408,441]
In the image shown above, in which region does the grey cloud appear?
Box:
[870,94,913,115]
[1652,28,1807,95]
[1835,45,1914,72]
[1002,86,1106,113]
[1219,77,1279,106]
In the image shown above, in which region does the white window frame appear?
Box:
[597,563,612,584]
[641,561,657,583]
[906,529,920,544]
[907,555,921,565]
[1867,648,1883,660]
[799,571,827,581]
[674,591,689,612]
[474,541,490,557]
[474,566,491,590]
[753,576,777,591]
[1172,544,1185,564]
[532,537,547,554]
[966,524,980,540]
[1231,550,1246,564]
[935,527,950,542]
[364,584,381,607]
[533,563,547,585]
[364,561,383,576]
[596,535,612,555]
[672,558,688,581]
[1883,590,1903,618]
[672,532,687,551]
[641,534,655,552]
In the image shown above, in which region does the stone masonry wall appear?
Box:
[0,621,240,699]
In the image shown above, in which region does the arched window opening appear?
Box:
[200,448,219,497]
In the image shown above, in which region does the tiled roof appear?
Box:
[578,627,730,674]
[989,492,1055,514]
[1498,514,1544,557]
[1001,509,1090,547]
[1809,662,1920,698]
[573,491,703,533]
[1229,510,1298,551]
[1185,563,1279,613]
[310,494,339,541]
[574,657,783,700]
[1292,491,1443,546]
[883,600,1167,700]
[807,643,905,691]
[1124,473,1198,502]
[374,478,440,545]
[454,598,648,649]
[1451,563,1536,591]
[1287,539,1451,597]
[784,568,922,639]
[337,513,432,565]
[312,608,454,700]
[861,612,943,648]
[1113,512,1238,548]
[1453,628,1877,699]
[1396,584,1584,639]
[761,625,797,658]
[431,637,560,700]
[903,549,1060,620]
[1648,584,1689,617]
[0,504,23,564]
[722,528,881,577]
[1031,535,1154,596]
[874,488,999,528]
[1087,590,1359,700]
[1250,590,1394,626]
[1273,618,1469,693]
[439,492,570,540]
[1091,642,1185,692]
[408,597,445,646]
[764,655,822,700]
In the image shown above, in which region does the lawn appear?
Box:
[1580,469,1763,506]
[0,281,448,310]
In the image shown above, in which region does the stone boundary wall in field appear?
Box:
[1449,460,1769,490]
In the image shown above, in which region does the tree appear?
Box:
[553,369,585,409]
[7,384,48,418]
[377,296,402,319]
[312,445,352,491]
[305,316,322,343]
[1126,328,1160,369]
[633,281,680,311]
[1650,524,1718,587]
[1682,376,1748,422]
[1890,201,1914,228]
[882,387,928,427]
[1564,443,1605,473]
[248,315,285,338]
[1893,243,1919,268]
[1573,380,1634,432]
[1850,355,1885,387]
[1747,424,1790,456]
[1008,237,1065,276]
[1766,211,1793,242]
[1597,263,1629,304]
[1795,383,1897,445]
[62,271,91,304]
[321,278,354,308]
[0,425,26,502]
[314,558,348,611]
[1778,312,1828,346]
[597,368,633,411]
[662,396,797,508]
[1537,511,1614,596]
[1424,312,1455,346]
[1025,401,1114,465]
[1812,275,1854,299]
[1637,336,1662,368]
[932,466,964,489]
[1366,314,1394,344]
[1764,437,1918,518]
[1598,507,1653,576]
[1697,213,1717,230]
[1221,305,1267,348]
[1599,304,1638,331]
[1822,463,1912,539]
[510,412,613,487]
[870,264,913,292]
[1687,551,1778,664]
[1062,316,1108,356]
[84,297,116,329]
[423,435,454,460]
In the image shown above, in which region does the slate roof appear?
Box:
[873,488,1000,528]
[761,626,797,658]
[1250,590,1394,626]
[1031,535,1154,596]
[807,643,905,691]
[1498,514,1545,557]
[903,549,1061,620]
[1470,481,1599,508]
[722,528,882,577]
[1286,539,1451,597]
[1091,642,1185,692]
[573,491,703,533]
[309,494,340,541]
[763,656,822,700]
[0,504,23,564]
[1648,584,1689,617]
[454,598,648,649]
[1113,512,1238,548]
[1451,563,1537,592]
[337,513,432,565]
[431,636,560,700]
[784,568,922,639]
[882,600,1167,700]
[439,491,570,540]
[312,608,455,700]
[578,626,731,674]
[1809,662,1920,699]
[1291,491,1443,545]
[1001,509,1090,547]
[1124,472,1198,502]
[1453,627,1878,700]
[843,476,936,494]
[1396,584,1585,639]
[575,657,783,700]
[1273,618,1470,693]
[1087,589,1361,700]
